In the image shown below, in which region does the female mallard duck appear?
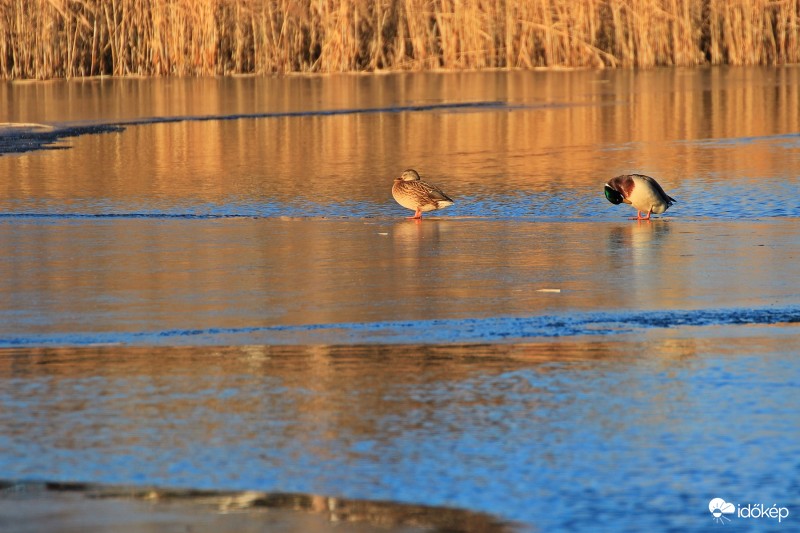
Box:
[392,169,454,219]
[604,174,676,220]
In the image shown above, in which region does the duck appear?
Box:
[392,169,454,219]
[604,174,676,220]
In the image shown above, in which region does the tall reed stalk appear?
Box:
[1,0,798,79]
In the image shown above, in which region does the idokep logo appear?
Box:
[709,498,735,524]
[709,498,790,525]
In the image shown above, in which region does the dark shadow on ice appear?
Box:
[0,122,124,155]
[0,101,513,156]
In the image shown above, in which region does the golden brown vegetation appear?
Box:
[1,0,799,79]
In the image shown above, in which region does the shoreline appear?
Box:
[5,62,800,83]
[0,480,513,533]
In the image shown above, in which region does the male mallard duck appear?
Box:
[392,169,454,219]
[604,174,676,220]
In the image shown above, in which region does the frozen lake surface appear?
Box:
[1,67,799,531]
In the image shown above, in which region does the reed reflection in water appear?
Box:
[1,339,798,531]
[1,67,798,219]
[1,219,798,345]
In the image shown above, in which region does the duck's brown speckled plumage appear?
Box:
[392,169,454,219]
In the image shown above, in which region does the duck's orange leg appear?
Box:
[630,209,652,221]
[409,209,422,219]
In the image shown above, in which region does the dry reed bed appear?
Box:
[1,0,798,79]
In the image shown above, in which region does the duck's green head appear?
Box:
[604,184,624,205]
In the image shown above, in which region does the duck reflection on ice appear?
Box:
[606,221,674,304]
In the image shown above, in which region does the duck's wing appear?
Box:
[638,174,676,205]
[416,180,454,203]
